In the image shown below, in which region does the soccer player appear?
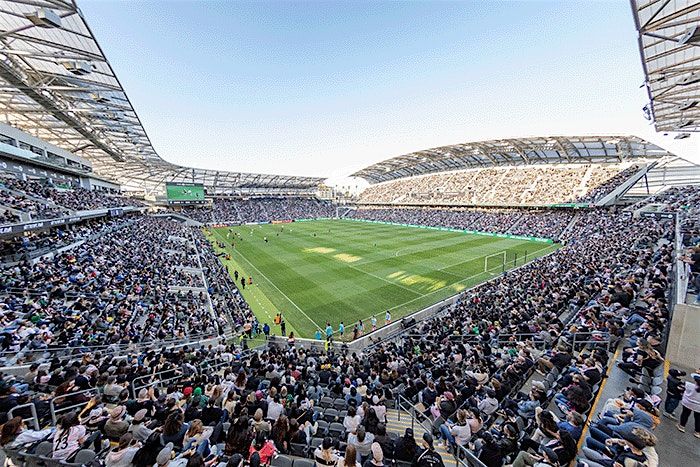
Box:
[241,277,246,290]
[325,322,333,339]
[385,310,391,325]
[315,329,322,340]
[264,236,268,243]
[248,276,252,285]
[338,321,344,337]
[234,270,239,281]
[371,316,377,331]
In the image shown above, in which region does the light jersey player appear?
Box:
[371,316,377,331]
[385,310,391,325]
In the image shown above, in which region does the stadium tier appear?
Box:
[0,1,700,467]
[357,164,643,207]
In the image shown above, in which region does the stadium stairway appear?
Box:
[595,162,657,207]
[384,407,458,466]
[558,212,580,239]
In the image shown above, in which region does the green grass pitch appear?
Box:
[204,219,559,339]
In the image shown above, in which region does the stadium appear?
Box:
[0,1,699,467]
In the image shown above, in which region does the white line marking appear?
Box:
[337,257,423,296]
[212,229,322,331]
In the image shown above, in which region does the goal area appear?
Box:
[484,251,507,273]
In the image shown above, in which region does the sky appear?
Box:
[81,0,699,181]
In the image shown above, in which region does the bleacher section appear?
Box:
[359,164,642,206]
[0,163,698,467]
[179,198,334,224]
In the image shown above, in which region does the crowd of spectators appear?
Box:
[0,217,223,363]
[351,208,575,239]
[0,184,697,467]
[0,174,143,220]
[575,166,640,204]
[359,164,637,206]
[0,216,140,261]
[180,198,334,225]
[0,184,69,222]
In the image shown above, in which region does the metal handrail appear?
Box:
[394,394,486,466]
[8,403,40,430]
[454,444,488,467]
[0,331,223,363]
[49,387,101,425]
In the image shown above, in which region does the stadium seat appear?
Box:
[323,408,338,423]
[292,458,315,467]
[316,420,329,435]
[271,455,294,467]
[333,399,346,410]
[328,422,345,439]
[60,449,96,466]
[289,443,308,458]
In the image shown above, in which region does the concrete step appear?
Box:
[384,407,458,466]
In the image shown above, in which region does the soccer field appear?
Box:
[205,219,559,339]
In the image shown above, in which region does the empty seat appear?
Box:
[333,399,346,410]
[316,420,329,435]
[293,458,316,467]
[271,455,294,467]
[323,408,339,423]
[328,422,345,438]
[60,449,96,466]
[289,443,308,458]
[320,396,334,408]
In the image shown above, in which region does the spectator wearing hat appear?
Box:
[677,373,700,437]
[414,433,444,467]
[104,405,130,440]
[82,406,109,432]
[156,442,175,467]
[129,409,153,441]
[363,442,384,467]
[252,408,271,435]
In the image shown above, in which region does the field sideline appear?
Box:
[204,219,559,339]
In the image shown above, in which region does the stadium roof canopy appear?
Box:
[631,0,700,134]
[352,135,673,184]
[0,0,324,194]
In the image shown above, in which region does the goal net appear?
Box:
[484,251,507,273]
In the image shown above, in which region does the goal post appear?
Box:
[484,251,507,273]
